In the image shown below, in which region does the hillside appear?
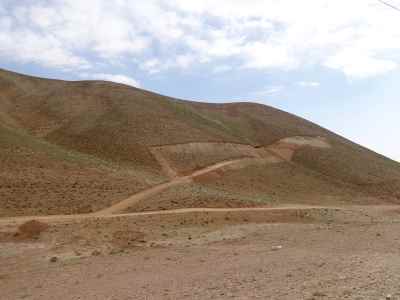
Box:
[1,68,400,217]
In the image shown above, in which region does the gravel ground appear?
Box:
[1,206,400,300]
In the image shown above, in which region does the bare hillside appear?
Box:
[1,68,399,217]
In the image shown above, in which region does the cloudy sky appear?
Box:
[1,0,399,161]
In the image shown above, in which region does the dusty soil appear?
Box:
[1,205,400,300]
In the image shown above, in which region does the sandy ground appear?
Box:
[1,205,400,300]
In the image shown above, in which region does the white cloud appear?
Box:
[140,58,163,74]
[242,42,297,70]
[0,27,89,70]
[297,81,321,87]
[139,55,195,73]
[324,49,398,79]
[83,73,141,88]
[251,85,285,98]
[1,0,400,78]
[175,54,195,69]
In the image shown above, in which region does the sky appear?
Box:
[0,0,399,161]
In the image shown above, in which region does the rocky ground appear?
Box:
[1,205,400,300]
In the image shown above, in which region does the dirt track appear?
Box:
[0,205,328,226]
[95,158,251,215]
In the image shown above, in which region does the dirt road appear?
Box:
[0,205,327,226]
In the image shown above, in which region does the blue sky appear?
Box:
[0,0,399,161]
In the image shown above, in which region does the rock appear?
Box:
[386,294,392,300]
[271,245,283,251]
[109,248,124,255]
[49,256,58,263]
[91,250,101,256]
[312,291,327,297]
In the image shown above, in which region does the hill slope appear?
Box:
[1,68,399,217]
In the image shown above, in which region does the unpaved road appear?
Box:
[96,158,249,215]
[0,205,325,226]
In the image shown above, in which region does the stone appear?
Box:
[271,245,283,251]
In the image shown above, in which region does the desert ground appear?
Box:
[1,205,400,300]
[1,69,400,299]
[1,144,399,299]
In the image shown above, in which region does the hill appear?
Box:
[1,68,399,217]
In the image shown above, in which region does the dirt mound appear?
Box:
[17,220,49,240]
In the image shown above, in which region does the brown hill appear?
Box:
[1,68,399,217]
